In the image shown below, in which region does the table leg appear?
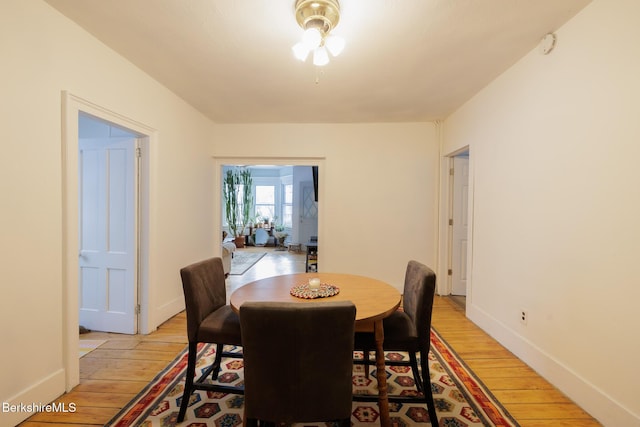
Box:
[374,319,391,427]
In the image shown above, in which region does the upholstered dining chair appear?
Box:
[354,260,438,426]
[239,301,356,427]
[253,227,268,246]
[177,257,243,423]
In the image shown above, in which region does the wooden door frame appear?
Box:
[61,92,155,391]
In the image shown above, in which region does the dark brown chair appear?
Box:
[354,260,438,425]
[240,301,356,427]
[177,257,243,423]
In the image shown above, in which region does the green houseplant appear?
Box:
[223,167,253,248]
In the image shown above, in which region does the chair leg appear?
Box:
[409,352,424,393]
[211,343,224,380]
[252,421,275,427]
[177,342,198,423]
[420,349,438,426]
[362,347,371,377]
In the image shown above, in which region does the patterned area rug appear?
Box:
[106,328,519,426]
[228,252,266,275]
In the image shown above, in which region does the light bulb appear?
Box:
[292,42,311,61]
[325,35,345,57]
[313,46,329,66]
[302,28,322,50]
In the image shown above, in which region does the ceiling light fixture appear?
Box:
[292,0,344,66]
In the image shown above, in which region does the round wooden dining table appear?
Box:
[230,272,401,427]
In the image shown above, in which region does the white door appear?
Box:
[79,137,138,334]
[451,155,469,296]
[299,181,318,245]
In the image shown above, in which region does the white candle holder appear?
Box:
[308,277,321,290]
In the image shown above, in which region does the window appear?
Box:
[255,185,275,222]
[282,184,293,228]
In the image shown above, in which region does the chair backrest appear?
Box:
[180,257,227,342]
[402,260,437,343]
[254,228,268,245]
[240,301,356,424]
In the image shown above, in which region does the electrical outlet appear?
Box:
[520,309,528,325]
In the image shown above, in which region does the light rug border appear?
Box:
[228,251,267,275]
[106,328,520,427]
[79,339,107,358]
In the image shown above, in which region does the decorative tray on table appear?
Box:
[290,283,340,299]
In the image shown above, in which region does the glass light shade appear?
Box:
[313,46,330,66]
[302,28,322,49]
[292,42,311,61]
[325,35,345,56]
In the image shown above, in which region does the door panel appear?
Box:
[79,137,137,334]
[451,155,469,296]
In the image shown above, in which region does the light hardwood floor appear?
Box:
[20,248,601,426]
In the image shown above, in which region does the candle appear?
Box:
[309,278,321,290]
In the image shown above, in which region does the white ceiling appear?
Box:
[45,0,590,123]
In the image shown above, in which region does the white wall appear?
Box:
[210,123,440,288]
[0,2,216,424]
[442,0,640,425]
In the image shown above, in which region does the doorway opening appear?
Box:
[438,147,472,310]
[221,165,318,253]
[62,92,154,390]
[215,158,323,276]
[450,150,469,299]
[78,113,140,335]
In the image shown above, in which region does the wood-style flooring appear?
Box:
[19,248,601,426]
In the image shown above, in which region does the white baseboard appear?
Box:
[466,303,639,427]
[3,368,66,427]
